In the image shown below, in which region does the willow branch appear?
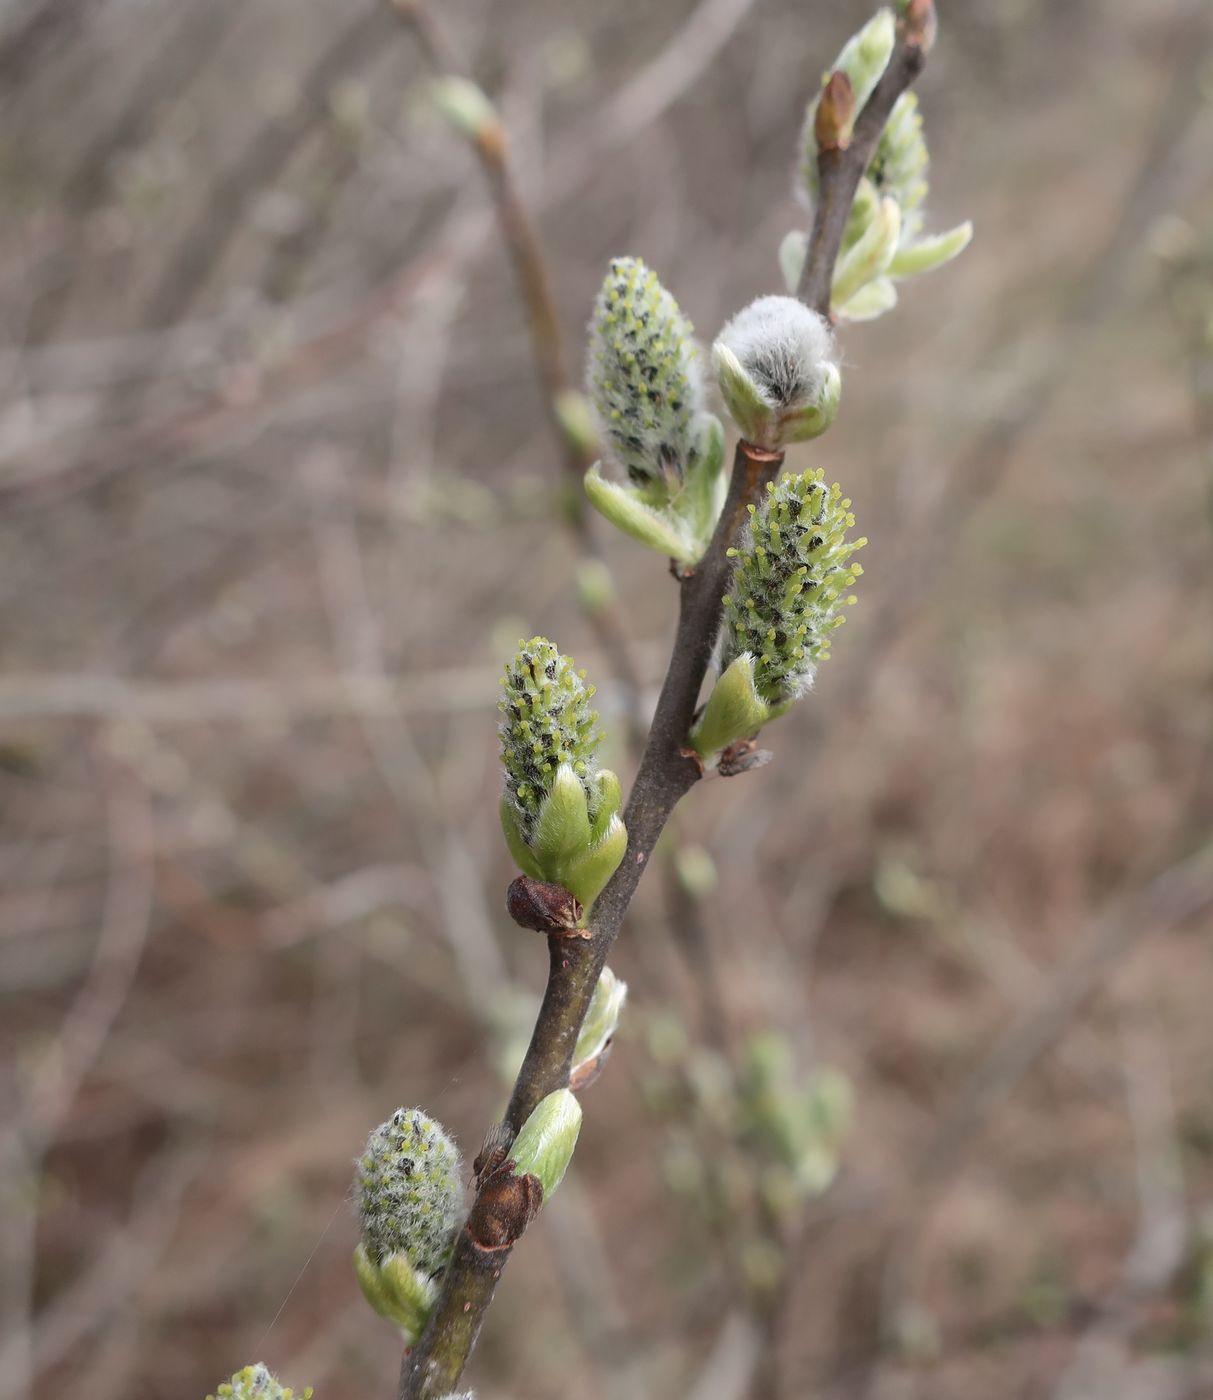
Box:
[399,11,936,1396]
[797,13,929,315]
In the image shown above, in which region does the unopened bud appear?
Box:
[900,0,937,50]
[355,1108,464,1277]
[573,967,628,1071]
[721,468,866,705]
[430,76,501,149]
[510,1088,582,1199]
[498,640,627,911]
[814,71,855,151]
[506,875,584,935]
[586,256,703,497]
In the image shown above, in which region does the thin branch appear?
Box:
[797,16,929,315]
[391,0,649,742]
[392,0,584,490]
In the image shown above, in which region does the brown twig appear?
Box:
[391,0,648,739]
[398,3,580,476]
[797,11,929,316]
[396,8,935,1392]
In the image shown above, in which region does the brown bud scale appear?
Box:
[815,70,855,152]
[717,738,774,778]
[466,1167,543,1252]
[506,875,584,934]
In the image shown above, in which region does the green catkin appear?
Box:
[355,1109,464,1277]
[867,92,929,235]
[207,1365,312,1400]
[586,255,703,498]
[498,637,602,839]
[722,469,866,705]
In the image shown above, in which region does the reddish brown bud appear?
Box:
[569,1041,613,1092]
[900,0,937,50]
[815,71,856,152]
[717,738,774,778]
[506,875,584,935]
[466,1167,543,1251]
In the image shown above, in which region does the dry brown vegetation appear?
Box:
[2,1,1213,1398]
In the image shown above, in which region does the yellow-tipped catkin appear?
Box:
[498,638,625,909]
[721,469,866,705]
[498,638,602,841]
[355,1108,464,1277]
[207,1364,312,1400]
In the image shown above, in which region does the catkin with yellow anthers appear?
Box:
[722,469,866,705]
[586,256,704,500]
[498,637,602,839]
[355,1108,464,1277]
[207,1364,313,1400]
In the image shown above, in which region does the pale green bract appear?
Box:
[511,1089,583,1199]
[498,637,626,911]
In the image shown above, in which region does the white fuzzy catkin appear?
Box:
[355,1108,465,1276]
[715,296,836,411]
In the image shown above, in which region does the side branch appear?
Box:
[797,23,928,315]
[392,0,590,486]
[391,0,648,741]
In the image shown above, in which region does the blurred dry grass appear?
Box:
[2,1,1213,1398]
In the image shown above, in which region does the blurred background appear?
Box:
[2,1,1213,1397]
